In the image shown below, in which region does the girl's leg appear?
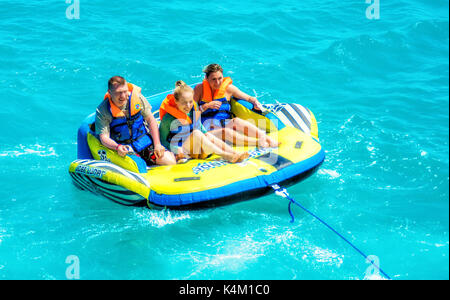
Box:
[156,150,177,165]
[182,130,241,163]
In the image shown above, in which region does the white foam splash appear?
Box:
[134,209,191,228]
[311,247,344,265]
[186,235,267,278]
[0,227,7,245]
[0,144,58,158]
[318,169,341,179]
[363,273,387,280]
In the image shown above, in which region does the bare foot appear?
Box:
[237,152,250,163]
[267,137,281,148]
[258,139,270,148]
[176,152,186,161]
[224,153,241,163]
[199,152,209,159]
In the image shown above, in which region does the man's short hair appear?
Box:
[108,76,126,90]
[203,64,223,78]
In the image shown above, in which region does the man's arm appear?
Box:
[95,105,119,151]
[139,94,166,158]
[96,108,131,156]
[139,94,163,146]
[99,133,119,150]
[145,113,163,147]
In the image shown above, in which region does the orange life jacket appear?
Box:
[104,83,142,117]
[160,94,202,148]
[104,83,153,153]
[159,94,199,125]
[199,77,233,123]
[200,77,233,103]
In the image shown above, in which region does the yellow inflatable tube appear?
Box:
[69,97,325,208]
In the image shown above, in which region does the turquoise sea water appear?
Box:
[0,0,448,280]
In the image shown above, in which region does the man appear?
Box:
[95,76,176,165]
[193,64,279,147]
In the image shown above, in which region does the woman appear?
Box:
[193,63,280,148]
[159,81,249,163]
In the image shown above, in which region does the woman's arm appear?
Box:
[193,84,202,103]
[194,84,216,112]
[227,84,263,110]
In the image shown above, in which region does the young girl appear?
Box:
[159,81,249,163]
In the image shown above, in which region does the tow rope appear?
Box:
[271,184,391,280]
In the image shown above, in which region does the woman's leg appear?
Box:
[227,118,280,147]
[208,128,262,147]
[202,132,250,162]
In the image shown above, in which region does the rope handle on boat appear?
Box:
[271,184,392,280]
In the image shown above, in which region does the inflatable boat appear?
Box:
[69,87,325,209]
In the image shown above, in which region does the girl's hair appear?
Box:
[202,63,223,78]
[174,80,193,101]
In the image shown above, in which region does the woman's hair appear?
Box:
[174,80,193,101]
[202,63,223,78]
